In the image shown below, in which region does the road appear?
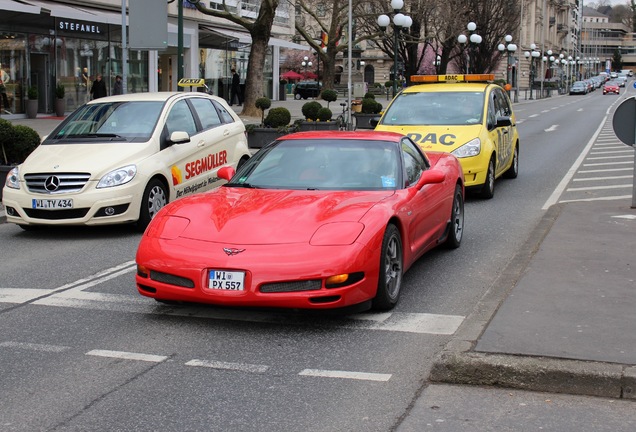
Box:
[1,87,634,431]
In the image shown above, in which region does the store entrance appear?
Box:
[29,53,49,113]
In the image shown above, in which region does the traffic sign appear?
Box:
[612,97,636,147]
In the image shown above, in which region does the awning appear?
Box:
[0,0,40,14]
[199,25,241,50]
[21,0,125,25]
[213,28,308,50]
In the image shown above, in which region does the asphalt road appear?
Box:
[1,87,634,431]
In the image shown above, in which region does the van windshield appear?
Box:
[45,101,164,143]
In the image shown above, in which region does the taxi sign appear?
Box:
[410,74,495,84]
[178,78,206,87]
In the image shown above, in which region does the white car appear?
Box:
[2,90,251,230]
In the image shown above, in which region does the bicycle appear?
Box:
[335,102,357,131]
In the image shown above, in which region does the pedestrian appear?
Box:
[230,68,240,106]
[113,75,123,95]
[90,73,107,100]
[0,65,11,114]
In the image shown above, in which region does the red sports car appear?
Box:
[603,81,620,95]
[136,131,465,311]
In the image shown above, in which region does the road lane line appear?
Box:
[558,195,631,204]
[299,369,392,382]
[573,175,633,181]
[583,161,633,167]
[566,184,632,191]
[54,261,136,292]
[578,168,633,173]
[185,359,269,373]
[86,349,167,363]
[0,341,71,352]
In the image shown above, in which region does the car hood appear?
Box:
[375,124,483,152]
[163,187,395,245]
[19,143,152,178]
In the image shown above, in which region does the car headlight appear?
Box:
[5,166,20,189]
[451,138,481,158]
[97,165,137,189]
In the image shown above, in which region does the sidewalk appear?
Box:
[425,199,636,403]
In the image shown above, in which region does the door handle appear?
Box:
[223,129,230,136]
[197,140,206,147]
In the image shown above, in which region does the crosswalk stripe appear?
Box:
[299,369,392,382]
[86,349,167,363]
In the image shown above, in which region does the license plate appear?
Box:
[208,270,245,291]
[32,199,73,209]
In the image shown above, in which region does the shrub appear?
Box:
[384,80,393,89]
[361,98,382,114]
[317,107,332,122]
[301,101,322,121]
[363,92,376,99]
[28,86,38,100]
[255,97,272,125]
[320,89,338,108]
[55,83,65,99]
[0,118,16,164]
[373,82,383,88]
[1,123,40,164]
[264,107,291,128]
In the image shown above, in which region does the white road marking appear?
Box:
[185,359,269,373]
[299,369,392,382]
[583,160,633,167]
[613,214,636,220]
[0,288,54,303]
[86,349,167,363]
[559,195,632,204]
[529,114,539,118]
[566,184,632,191]
[586,155,634,160]
[578,168,633,173]
[573,175,633,181]
[544,125,559,132]
[589,150,634,155]
[0,341,70,352]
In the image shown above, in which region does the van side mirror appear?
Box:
[170,131,190,144]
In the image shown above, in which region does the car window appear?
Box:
[166,99,197,136]
[401,139,426,186]
[214,101,235,123]
[190,98,222,130]
[493,88,512,116]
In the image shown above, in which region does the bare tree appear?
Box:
[188,0,279,117]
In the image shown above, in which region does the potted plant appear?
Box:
[353,95,383,129]
[54,83,65,117]
[320,89,337,108]
[26,85,38,119]
[297,101,338,131]
[0,119,40,199]
[246,97,293,149]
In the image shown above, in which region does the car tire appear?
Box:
[503,144,519,179]
[136,178,168,231]
[237,155,249,170]
[294,93,301,100]
[444,185,464,249]
[479,157,496,199]
[372,224,403,311]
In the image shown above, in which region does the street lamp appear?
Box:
[524,43,540,100]
[377,0,412,98]
[457,22,482,74]
[498,34,517,100]
[301,56,313,80]
[433,55,441,74]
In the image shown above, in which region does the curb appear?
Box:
[428,202,636,400]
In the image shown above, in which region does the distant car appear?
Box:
[615,75,627,87]
[373,74,519,199]
[603,81,620,95]
[3,84,251,230]
[136,131,465,311]
[570,81,588,95]
[293,81,321,100]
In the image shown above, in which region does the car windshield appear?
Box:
[45,101,164,143]
[380,91,484,126]
[228,139,401,190]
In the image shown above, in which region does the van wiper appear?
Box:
[72,133,124,139]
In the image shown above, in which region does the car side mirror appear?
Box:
[495,116,512,128]
[416,169,446,189]
[170,131,190,144]
[217,166,235,181]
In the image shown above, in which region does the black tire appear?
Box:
[237,156,249,170]
[136,178,168,231]
[372,224,403,310]
[503,144,519,179]
[294,93,301,100]
[444,185,464,249]
[479,157,495,199]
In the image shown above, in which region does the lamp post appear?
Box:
[457,22,482,74]
[498,34,517,100]
[301,56,313,80]
[433,55,441,74]
[377,0,412,98]
[524,44,540,100]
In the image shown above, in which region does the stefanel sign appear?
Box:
[58,20,102,34]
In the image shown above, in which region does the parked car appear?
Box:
[569,81,588,95]
[603,81,620,95]
[2,86,251,230]
[136,131,465,311]
[293,81,321,100]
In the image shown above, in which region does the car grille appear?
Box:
[25,173,91,194]
[260,280,322,293]
[150,270,195,288]
[23,208,90,219]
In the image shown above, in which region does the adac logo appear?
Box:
[171,166,182,186]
